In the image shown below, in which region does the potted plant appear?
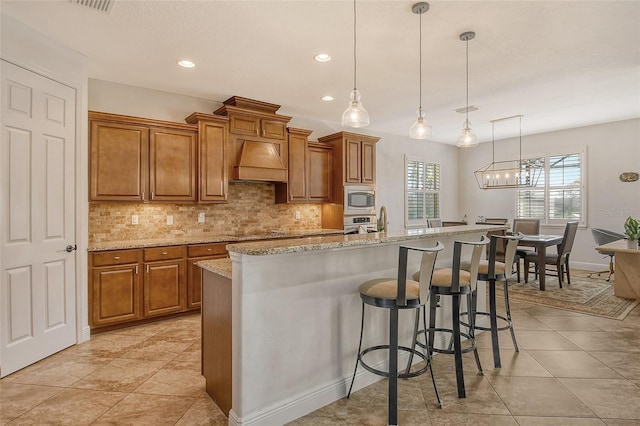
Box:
[624,216,639,249]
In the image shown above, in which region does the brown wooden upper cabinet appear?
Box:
[185,113,230,203]
[318,131,379,203]
[229,114,287,140]
[89,111,197,202]
[275,129,332,203]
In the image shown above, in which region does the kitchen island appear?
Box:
[199,224,505,426]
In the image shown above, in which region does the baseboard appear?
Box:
[79,325,91,343]
[571,261,608,272]
[228,352,413,426]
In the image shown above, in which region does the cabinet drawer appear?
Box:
[188,243,228,258]
[92,250,141,267]
[143,246,185,262]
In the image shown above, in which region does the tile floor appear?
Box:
[2,297,640,425]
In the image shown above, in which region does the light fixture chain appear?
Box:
[353,0,357,91]
[465,38,469,124]
[419,11,422,109]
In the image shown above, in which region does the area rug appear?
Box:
[498,270,640,320]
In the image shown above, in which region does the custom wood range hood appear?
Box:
[214,96,291,183]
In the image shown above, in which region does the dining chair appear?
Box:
[512,218,541,282]
[524,221,578,288]
[484,218,509,224]
[443,221,467,227]
[427,218,443,228]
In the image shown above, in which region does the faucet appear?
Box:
[378,206,388,232]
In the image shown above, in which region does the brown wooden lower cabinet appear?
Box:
[89,243,227,332]
[201,268,232,416]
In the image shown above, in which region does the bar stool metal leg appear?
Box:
[503,278,519,352]
[347,302,365,398]
[467,291,483,374]
[488,278,501,368]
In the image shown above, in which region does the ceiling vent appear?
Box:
[454,105,479,114]
[71,0,115,14]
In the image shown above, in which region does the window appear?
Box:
[405,157,440,227]
[516,152,585,226]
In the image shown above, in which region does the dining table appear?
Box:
[518,234,563,290]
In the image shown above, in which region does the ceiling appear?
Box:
[2,0,639,145]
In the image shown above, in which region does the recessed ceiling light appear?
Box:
[321,95,334,101]
[177,60,195,68]
[314,53,331,63]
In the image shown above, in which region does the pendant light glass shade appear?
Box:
[457,119,478,147]
[342,89,369,128]
[456,31,477,148]
[342,0,369,128]
[409,108,432,139]
[409,2,431,140]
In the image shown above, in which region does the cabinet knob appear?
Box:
[162,252,168,255]
[207,248,212,251]
[114,256,120,260]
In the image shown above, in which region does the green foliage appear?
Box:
[624,216,639,240]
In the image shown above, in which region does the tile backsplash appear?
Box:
[89,182,324,243]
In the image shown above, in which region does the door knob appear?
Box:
[65,244,77,253]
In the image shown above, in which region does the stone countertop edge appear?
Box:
[198,258,232,279]
[87,229,344,252]
[227,224,507,256]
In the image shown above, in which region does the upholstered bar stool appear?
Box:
[461,232,523,368]
[347,242,445,409]
[410,236,489,399]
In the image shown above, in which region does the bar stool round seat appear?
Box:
[347,242,445,408]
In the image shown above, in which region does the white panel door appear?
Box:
[0,60,77,377]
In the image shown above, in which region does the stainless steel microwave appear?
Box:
[344,185,376,216]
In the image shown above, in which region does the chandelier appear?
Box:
[474,115,543,189]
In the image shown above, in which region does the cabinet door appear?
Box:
[187,255,227,309]
[199,121,228,202]
[149,128,197,202]
[361,140,376,184]
[144,260,186,316]
[287,133,307,202]
[90,120,148,201]
[308,145,332,202]
[344,137,362,183]
[230,115,260,137]
[91,265,141,326]
[260,119,287,140]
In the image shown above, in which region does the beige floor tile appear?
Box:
[514,417,606,425]
[603,419,640,425]
[579,316,640,333]
[0,382,62,424]
[6,354,111,387]
[119,337,193,361]
[560,378,640,419]
[63,333,148,358]
[509,314,553,330]
[347,377,427,410]
[588,351,640,380]
[511,330,584,350]
[527,350,623,379]
[175,395,228,426]
[134,367,205,397]
[152,326,201,342]
[558,331,640,352]
[487,376,595,417]
[532,315,606,331]
[71,358,167,392]
[426,411,518,425]
[92,393,195,426]
[7,388,125,426]
[475,348,553,377]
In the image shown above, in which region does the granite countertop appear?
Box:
[227,224,506,256]
[87,229,344,252]
[198,258,232,279]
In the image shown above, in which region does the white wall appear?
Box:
[458,118,640,269]
[88,79,460,234]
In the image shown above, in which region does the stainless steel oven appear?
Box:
[344,215,377,234]
[344,185,376,216]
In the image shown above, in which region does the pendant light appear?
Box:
[342,0,369,128]
[409,2,432,140]
[457,31,478,147]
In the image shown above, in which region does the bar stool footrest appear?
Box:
[359,344,430,379]
[423,327,477,355]
[460,311,513,332]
